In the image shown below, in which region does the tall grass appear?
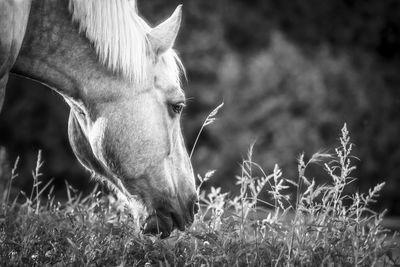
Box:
[0,124,398,266]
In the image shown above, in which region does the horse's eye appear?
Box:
[171,102,185,114]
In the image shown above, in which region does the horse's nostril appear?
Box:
[170,210,186,231]
[192,199,199,214]
[187,197,199,223]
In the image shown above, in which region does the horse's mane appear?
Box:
[68,0,183,84]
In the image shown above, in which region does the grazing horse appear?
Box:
[0,0,198,238]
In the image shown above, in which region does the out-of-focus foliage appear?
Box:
[0,0,399,213]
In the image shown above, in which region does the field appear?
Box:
[0,125,399,266]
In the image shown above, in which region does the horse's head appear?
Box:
[66,5,197,238]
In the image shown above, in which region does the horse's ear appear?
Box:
[148,5,182,55]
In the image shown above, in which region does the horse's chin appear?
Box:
[142,213,174,238]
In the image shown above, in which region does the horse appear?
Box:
[0,0,198,238]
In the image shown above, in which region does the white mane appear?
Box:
[68,0,183,84]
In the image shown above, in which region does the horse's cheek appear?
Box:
[87,118,108,162]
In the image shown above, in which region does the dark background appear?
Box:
[0,0,399,214]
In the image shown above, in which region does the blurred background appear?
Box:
[0,0,399,215]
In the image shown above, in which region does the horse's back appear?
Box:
[0,0,31,110]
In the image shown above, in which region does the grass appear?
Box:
[0,124,399,266]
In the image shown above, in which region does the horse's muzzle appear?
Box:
[142,195,199,238]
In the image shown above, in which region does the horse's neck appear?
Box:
[12,0,103,100]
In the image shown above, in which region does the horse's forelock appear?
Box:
[68,0,183,85]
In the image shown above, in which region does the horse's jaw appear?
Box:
[67,110,148,223]
[68,110,182,238]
